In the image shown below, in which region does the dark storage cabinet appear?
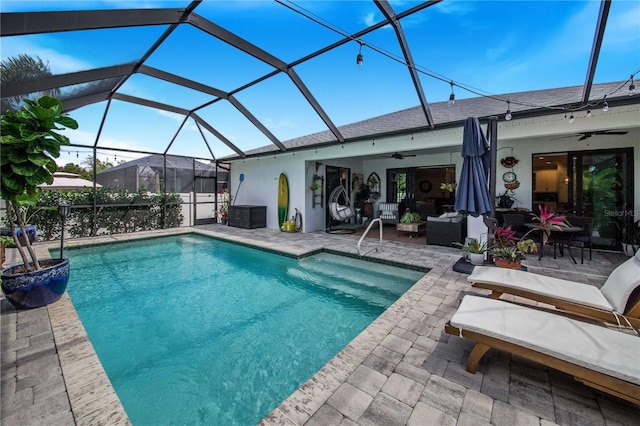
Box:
[228,205,266,229]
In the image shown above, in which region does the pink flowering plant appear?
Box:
[530,205,569,245]
[490,225,538,261]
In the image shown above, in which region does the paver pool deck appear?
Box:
[1,225,638,425]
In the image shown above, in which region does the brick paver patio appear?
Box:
[2,226,638,425]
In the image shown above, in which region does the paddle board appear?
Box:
[278,173,289,227]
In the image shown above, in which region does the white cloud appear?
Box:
[2,38,90,74]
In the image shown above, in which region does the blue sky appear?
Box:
[1,0,639,165]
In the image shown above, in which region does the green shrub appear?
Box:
[25,188,183,240]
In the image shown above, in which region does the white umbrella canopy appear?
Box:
[38,172,102,190]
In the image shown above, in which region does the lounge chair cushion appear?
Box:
[468,266,613,311]
[600,250,640,313]
[450,295,640,384]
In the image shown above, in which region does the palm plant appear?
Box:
[1,54,59,113]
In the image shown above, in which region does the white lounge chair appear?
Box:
[445,295,640,405]
[467,249,640,328]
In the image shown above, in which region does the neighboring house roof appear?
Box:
[234,81,635,159]
[98,154,221,174]
[38,172,102,190]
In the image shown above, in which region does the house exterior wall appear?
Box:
[227,104,639,241]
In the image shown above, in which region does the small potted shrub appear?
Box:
[1,96,78,309]
[489,226,538,269]
[400,211,422,224]
[454,238,487,266]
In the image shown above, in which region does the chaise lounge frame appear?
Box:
[471,280,640,329]
[467,250,640,329]
[445,296,640,406]
[444,323,640,405]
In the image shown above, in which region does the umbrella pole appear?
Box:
[487,116,498,217]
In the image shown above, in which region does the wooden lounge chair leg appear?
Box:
[489,291,503,300]
[466,342,491,373]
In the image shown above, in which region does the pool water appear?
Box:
[63,234,425,425]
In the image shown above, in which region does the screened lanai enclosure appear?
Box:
[1,0,638,241]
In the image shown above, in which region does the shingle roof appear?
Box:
[235,81,631,158]
[100,154,219,174]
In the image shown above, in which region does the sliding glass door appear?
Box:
[568,148,634,250]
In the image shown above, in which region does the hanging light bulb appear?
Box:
[569,113,574,123]
[448,81,455,107]
[602,95,609,112]
[356,41,363,70]
[629,75,636,95]
[505,100,512,121]
[587,109,592,118]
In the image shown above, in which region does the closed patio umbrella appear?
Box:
[454,117,493,217]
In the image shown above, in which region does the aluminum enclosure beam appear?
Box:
[1,64,135,98]
[286,69,345,143]
[192,113,246,158]
[581,0,611,105]
[374,0,434,129]
[187,13,344,144]
[112,93,190,116]
[1,8,187,36]
[228,96,287,151]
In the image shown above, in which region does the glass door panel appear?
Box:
[569,148,633,250]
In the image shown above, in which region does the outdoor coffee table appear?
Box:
[397,221,426,238]
[525,224,583,264]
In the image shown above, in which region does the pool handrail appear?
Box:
[358,218,383,256]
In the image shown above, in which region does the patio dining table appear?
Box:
[525,223,584,264]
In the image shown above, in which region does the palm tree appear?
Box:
[1,54,60,113]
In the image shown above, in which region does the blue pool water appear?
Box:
[63,235,425,425]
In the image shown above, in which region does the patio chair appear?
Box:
[377,202,399,225]
[502,213,527,238]
[444,295,640,405]
[565,215,594,263]
[467,249,640,328]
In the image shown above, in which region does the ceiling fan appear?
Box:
[391,152,417,160]
[552,130,628,141]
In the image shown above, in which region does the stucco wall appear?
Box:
[226,104,639,241]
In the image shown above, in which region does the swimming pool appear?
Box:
[63,234,425,425]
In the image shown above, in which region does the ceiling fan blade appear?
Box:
[596,130,628,135]
[551,134,579,140]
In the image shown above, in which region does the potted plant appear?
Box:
[309,181,321,192]
[1,96,78,309]
[218,188,231,224]
[440,182,457,192]
[400,211,422,224]
[489,226,538,269]
[496,190,517,209]
[454,238,487,266]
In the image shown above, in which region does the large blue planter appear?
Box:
[1,258,70,310]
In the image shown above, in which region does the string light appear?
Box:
[505,100,512,121]
[568,113,574,123]
[629,75,636,95]
[602,95,609,112]
[356,41,363,70]
[448,81,455,107]
[587,109,592,118]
